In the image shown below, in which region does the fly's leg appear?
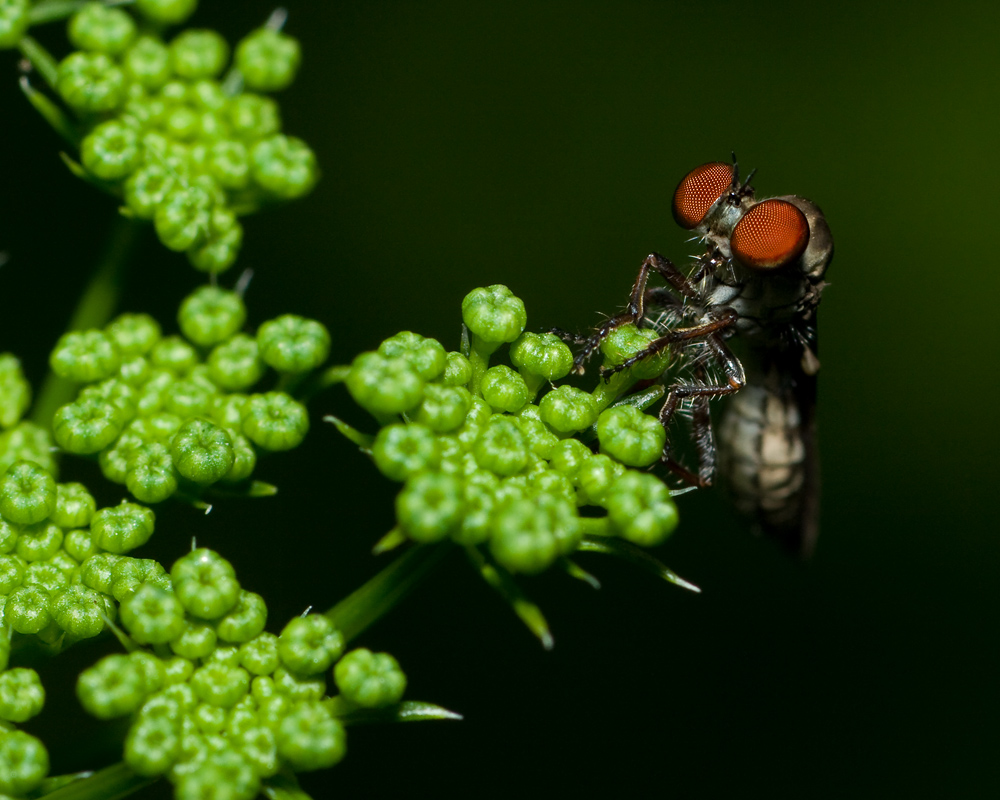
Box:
[657,334,745,482]
[560,253,700,375]
[599,307,737,380]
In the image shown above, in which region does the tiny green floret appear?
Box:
[169,28,230,79]
[90,500,156,554]
[250,134,319,199]
[241,392,309,451]
[50,329,121,382]
[258,314,331,373]
[178,286,248,347]
[121,583,186,644]
[538,385,599,434]
[473,416,529,477]
[136,0,199,25]
[69,2,137,57]
[0,730,49,797]
[0,460,56,524]
[57,50,126,114]
[480,365,529,413]
[396,471,464,542]
[276,701,347,771]
[77,652,148,719]
[0,667,45,723]
[372,423,441,481]
[604,471,679,547]
[171,548,241,620]
[461,284,527,352]
[278,614,344,676]
[0,353,31,428]
[0,0,30,50]
[597,405,667,467]
[171,418,235,484]
[333,648,407,709]
[346,352,424,417]
[235,28,302,92]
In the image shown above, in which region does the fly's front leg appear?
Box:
[599,307,737,380]
[658,334,745,477]
[560,253,696,375]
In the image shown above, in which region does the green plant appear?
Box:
[0,3,699,798]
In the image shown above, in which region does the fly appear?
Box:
[565,156,833,556]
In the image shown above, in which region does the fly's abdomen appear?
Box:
[716,373,818,556]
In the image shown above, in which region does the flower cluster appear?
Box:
[49,285,326,503]
[75,547,406,800]
[338,285,681,577]
[10,0,316,273]
[0,355,53,477]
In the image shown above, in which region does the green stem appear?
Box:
[325,541,453,643]
[28,0,134,27]
[40,762,157,800]
[30,216,143,429]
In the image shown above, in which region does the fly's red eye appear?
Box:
[730,199,809,270]
[672,162,734,230]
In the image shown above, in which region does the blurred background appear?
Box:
[2,1,998,797]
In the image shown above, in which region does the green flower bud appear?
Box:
[277,614,343,677]
[151,335,199,374]
[155,185,214,252]
[126,442,178,503]
[23,560,68,594]
[0,0,29,50]
[549,438,595,484]
[512,405,560,460]
[346,352,424,418]
[0,353,30,428]
[62,528,97,562]
[77,653,147,719]
[118,355,152,387]
[168,619,216,660]
[461,285,527,350]
[0,667,44,723]
[193,701,227,734]
[0,421,55,475]
[136,0,198,25]
[110,556,171,603]
[15,521,62,561]
[371,423,439,482]
[257,315,331,373]
[123,35,172,90]
[228,93,281,140]
[216,590,267,643]
[221,431,257,483]
[57,51,126,114]
[123,162,178,220]
[79,552,123,594]
[480,365,529,413]
[91,501,155,554]
[490,494,581,574]
[178,286,247,347]
[169,29,229,79]
[241,392,309,451]
[191,662,251,707]
[5,584,52,633]
[441,351,473,387]
[277,701,346,771]
[539,385,599,434]
[597,406,666,467]
[235,28,301,92]
[397,471,464,542]
[0,553,22,594]
[0,461,56,524]
[510,331,574,383]
[50,329,120,382]
[239,632,280,676]
[0,519,15,554]
[52,397,122,454]
[161,103,200,141]
[170,418,235,485]
[187,207,244,273]
[334,648,407,709]
[125,715,180,777]
[577,453,625,506]
[206,139,251,190]
[51,584,106,639]
[604,471,679,546]
[69,2,136,56]
[106,313,162,357]
[414,384,472,433]
[600,324,671,380]
[376,331,446,382]
[118,583,183,644]
[0,731,48,797]
[449,471,498,545]
[233,724,278,778]
[171,548,240,620]
[473,416,528,477]
[250,134,319,198]
[211,393,249,429]
[205,335,263,390]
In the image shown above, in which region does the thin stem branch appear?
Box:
[40,762,156,800]
[30,216,144,429]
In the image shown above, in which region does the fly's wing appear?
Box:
[716,342,820,557]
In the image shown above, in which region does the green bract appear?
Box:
[178,286,247,346]
[236,28,302,92]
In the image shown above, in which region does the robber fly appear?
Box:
[567,157,833,556]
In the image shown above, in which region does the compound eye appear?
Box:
[672,162,734,229]
[730,199,809,270]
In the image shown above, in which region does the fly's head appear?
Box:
[671,158,833,286]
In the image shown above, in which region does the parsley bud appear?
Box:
[250,134,319,198]
[171,548,240,620]
[171,418,235,484]
[397,471,464,542]
[57,51,126,114]
[0,731,49,796]
[77,653,147,719]
[5,584,52,633]
[0,461,56,524]
[241,392,309,451]
[278,614,344,676]
[441,351,473,386]
[346,352,424,418]
[473,417,528,477]
[123,35,172,90]
[600,324,671,379]
[50,329,121,382]
[207,334,265,390]
[228,93,281,140]
[136,0,198,25]
[155,185,214,252]
[604,471,679,546]
[69,2,137,56]
[277,701,346,771]
[480,365,529,413]
[178,286,247,347]
[170,29,229,79]
[0,0,30,50]
[235,28,302,92]
[539,385,599,434]
[91,501,156,554]
[0,354,30,428]
[51,584,106,639]
[597,406,666,467]
[258,315,331,373]
[0,667,45,723]
[490,494,581,574]
[333,648,407,709]
[461,284,526,352]
[372,423,440,482]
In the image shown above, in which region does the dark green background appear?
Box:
[2,1,998,797]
